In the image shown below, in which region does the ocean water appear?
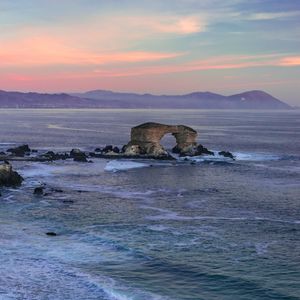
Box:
[0,109,299,300]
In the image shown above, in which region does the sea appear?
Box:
[0,109,299,300]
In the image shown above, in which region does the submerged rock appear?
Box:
[34,186,44,195]
[46,232,57,236]
[0,162,23,187]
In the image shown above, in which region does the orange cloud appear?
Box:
[279,56,300,66]
[90,54,295,78]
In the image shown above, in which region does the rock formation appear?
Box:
[0,162,23,187]
[124,122,198,157]
[7,144,31,157]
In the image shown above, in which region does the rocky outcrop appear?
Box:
[0,162,23,187]
[218,151,235,160]
[7,144,31,157]
[70,149,88,162]
[124,122,198,157]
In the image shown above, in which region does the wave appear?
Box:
[0,219,168,300]
[178,151,282,163]
[233,152,281,161]
[0,142,16,145]
[19,159,107,178]
[142,206,300,224]
[105,160,150,172]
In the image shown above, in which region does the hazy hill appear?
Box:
[0,89,291,109]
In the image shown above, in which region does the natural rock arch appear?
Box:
[124,122,197,157]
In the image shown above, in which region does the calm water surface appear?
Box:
[0,109,299,300]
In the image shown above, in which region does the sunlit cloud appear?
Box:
[90,54,300,78]
[142,15,205,34]
[279,56,300,66]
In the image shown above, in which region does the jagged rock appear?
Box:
[41,151,69,161]
[94,148,102,152]
[7,144,31,157]
[70,148,87,162]
[195,144,215,156]
[124,122,197,158]
[121,145,127,153]
[102,145,113,153]
[43,151,57,160]
[219,151,235,160]
[113,146,120,153]
[0,163,23,187]
[124,144,142,156]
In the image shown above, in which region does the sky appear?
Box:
[0,0,300,105]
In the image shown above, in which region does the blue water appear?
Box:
[0,109,299,300]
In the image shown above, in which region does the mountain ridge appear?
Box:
[0,89,292,109]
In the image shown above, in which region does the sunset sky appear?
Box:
[0,0,300,105]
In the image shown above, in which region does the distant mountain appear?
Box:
[0,90,116,108]
[227,90,291,109]
[0,89,292,109]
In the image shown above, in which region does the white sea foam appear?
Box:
[19,159,107,179]
[254,242,271,256]
[147,225,170,232]
[178,150,281,163]
[145,209,300,224]
[19,163,60,178]
[233,152,281,161]
[62,183,163,201]
[105,160,150,172]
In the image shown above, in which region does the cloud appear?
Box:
[0,12,205,69]
[88,53,300,78]
[247,11,300,20]
[141,15,205,34]
[0,35,184,67]
[279,56,300,66]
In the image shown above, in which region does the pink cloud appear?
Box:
[89,54,298,78]
[0,35,183,67]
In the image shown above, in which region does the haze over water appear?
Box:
[0,109,299,300]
